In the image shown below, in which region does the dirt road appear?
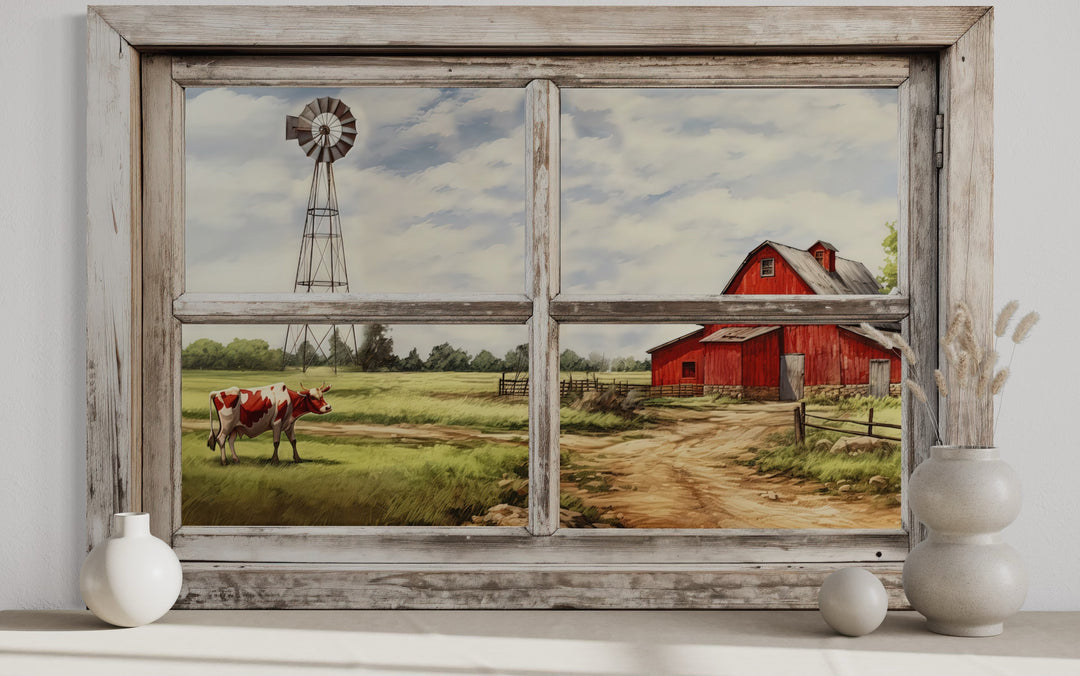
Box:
[559,402,901,529]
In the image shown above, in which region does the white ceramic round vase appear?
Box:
[902,446,1026,637]
[80,512,183,627]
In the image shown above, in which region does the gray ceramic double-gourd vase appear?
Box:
[903,446,1026,636]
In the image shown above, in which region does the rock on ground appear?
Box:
[829,436,893,456]
[469,504,595,528]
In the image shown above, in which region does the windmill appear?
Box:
[282,96,360,372]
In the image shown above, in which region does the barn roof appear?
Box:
[699,326,781,343]
[840,324,901,349]
[722,240,881,295]
[645,327,704,354]
[811,240,838,251]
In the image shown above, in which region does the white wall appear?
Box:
[1,0,1077,610]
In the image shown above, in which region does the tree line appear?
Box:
[182,324,650,373]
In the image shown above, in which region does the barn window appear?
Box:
[815,250,826,266]
[88,5,994,610]
[682,361,696,378]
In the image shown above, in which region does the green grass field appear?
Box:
[183,430,527,526]
[745,398,902,495]
[183,369,645,434]
[182,368,650,525]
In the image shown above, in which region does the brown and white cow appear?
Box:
[207,383,332,465]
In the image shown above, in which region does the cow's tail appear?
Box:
[207,394,219,451]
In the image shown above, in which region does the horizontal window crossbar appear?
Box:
[176,561,907,609]
[172,293,908,325]
[173,293,533,324]
[173,54,911,88]
[550,294,909,324]
[173,526,909,564]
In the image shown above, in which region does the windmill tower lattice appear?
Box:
[282,97,360,372]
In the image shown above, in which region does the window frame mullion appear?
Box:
[526,79,562,536]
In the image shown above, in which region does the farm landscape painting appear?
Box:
[183,85,902,529]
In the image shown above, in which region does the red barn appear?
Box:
[647,240,901,400]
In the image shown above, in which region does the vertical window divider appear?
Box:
[526,79,561,535]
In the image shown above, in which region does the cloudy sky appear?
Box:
[184,86,897,360]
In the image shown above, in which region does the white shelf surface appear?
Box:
[0,610,1078,676]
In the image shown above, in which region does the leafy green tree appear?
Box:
[877,220,898,293]
[611,355,650,372]
[470,349,502,372]
[560,349,586,372]
[356,323,396,370]
[399,347,424,372]
[292,339,323,369]
[584,351,610,373]
[181,338,227,369]
[503,343,529,374]
[426,343,471,371]
[328,328,355,369]
[221,338,280,370]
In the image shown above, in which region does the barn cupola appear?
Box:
[808,241,838,273]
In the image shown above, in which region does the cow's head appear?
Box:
[298,383,332,415]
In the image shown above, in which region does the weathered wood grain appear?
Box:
[140,55,184,542]
[176,562,908,610]
[172,294,532,324]
[899,55,940,548]
[525,80,560,536]
[86,8,139,550]
[173,54,911,88]
[88,5,997,610]
[940,10,994,447]
[94,5,987,50]
[551,295,909,324]
[173,526,907,564]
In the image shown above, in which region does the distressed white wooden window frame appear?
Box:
[760,258,776,278]
[87,5,994,609]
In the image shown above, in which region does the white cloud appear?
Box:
[184,86,898,357]
[560,88,898,295]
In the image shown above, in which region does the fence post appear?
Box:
[868,407,874,437]
[794,406,805,446]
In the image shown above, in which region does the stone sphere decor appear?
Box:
[80,513,183,627]
[818,567,889,637]
[903,446,1027,637]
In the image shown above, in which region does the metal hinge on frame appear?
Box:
[934,113,944,169]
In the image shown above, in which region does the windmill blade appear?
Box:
[289,97,357,163]
[300,137,320,158]
[285,115,302,140]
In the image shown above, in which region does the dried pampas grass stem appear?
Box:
[934,369,948,398]
[1012,312,1040,344]
[991,368,1010,395]
[858,322,895,351]
[995,300,1019,338]
[891,331,919,366]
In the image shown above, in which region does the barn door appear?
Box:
[869,359,890,398]
[779,354,804,401]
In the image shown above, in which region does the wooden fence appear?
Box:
[497,375,704,399]
[793,401,901,446]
